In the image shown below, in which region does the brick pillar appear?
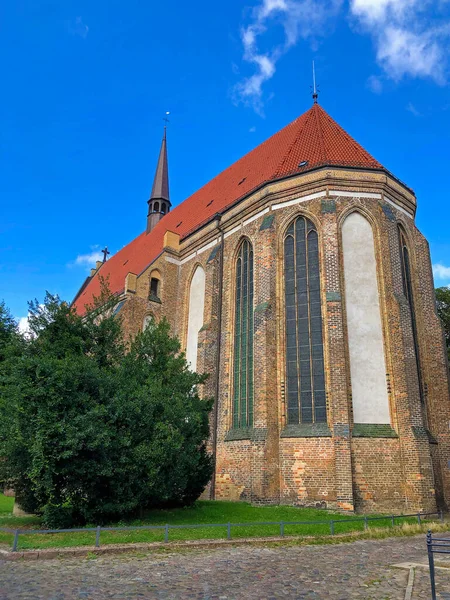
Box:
[251,217,280,502]
[414,233,450,509]
[385,218,436,512]
[322,200,354,511]
[197,248,222,499]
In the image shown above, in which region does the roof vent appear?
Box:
[176,221,183,228]
[298,160,308,168]
[238,177,247,186]
[206,199,214,207]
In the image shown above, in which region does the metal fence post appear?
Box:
[12,530,19,552]
[280,521,284,537]
[227,522,231,540]
[391,515,395,527]
[440,510,444,523]
[364,517,368,531]
[427,530,437,600]
[330,521,334,535]
[417,513,422,526]
[164,524,169,543]
[95,526,101,548]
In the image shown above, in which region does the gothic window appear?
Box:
[233,239,254,428]
[398,226,423,402]
[161,203,167,214]
[154,201,160,213]
[150,278,159,297]
[342,212,390,424]
[284,217,326,424]
[186,266,206,372]
[149,271,161,302]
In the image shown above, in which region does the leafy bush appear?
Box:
[0,292,213,527]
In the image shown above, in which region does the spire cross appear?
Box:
[101,247,110,263]
[163,111,170,126]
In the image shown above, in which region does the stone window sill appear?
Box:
[352,424,398,438]
[280,423,332,438]
[225,428,267,442]
[148,294,162,304]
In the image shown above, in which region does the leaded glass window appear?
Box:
[398,227,423,403]
[233,239,254,428]
[284,217,326,424]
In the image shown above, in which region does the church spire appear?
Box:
[147,125,171,234]
[312,60,318,104]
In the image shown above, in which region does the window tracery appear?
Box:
[284,217,326,424]
[233,239,254,428]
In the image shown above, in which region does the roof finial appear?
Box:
[163,111,170,138]
[312,61,318,104]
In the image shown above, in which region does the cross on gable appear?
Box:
[101,247,110,262]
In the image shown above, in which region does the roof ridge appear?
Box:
[74,103,393,314]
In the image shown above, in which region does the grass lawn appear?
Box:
[0,494,428,551]
[0,494,14,514]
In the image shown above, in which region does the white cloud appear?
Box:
[17,316,31,335]
[249,126,257,132]
[433,263,450,281]
[349,0,450,83]
[67,247,111,272]
[74,251,104,267]
[69,16,89,39]
[17,304,45,338]
[406,102,421,117]
[234,0,450,112]
[233,0,343,113]
[366,74,383,94]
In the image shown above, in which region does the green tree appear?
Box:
[0,294,212,527]
[436,286,450,361]
[0,301,19,360]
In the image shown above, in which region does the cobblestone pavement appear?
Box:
[2,535,450,599]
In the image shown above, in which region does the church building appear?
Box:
[73,98,450,513]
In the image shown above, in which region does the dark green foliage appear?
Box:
[0,293,213,527]
[0,301,21,362]
[436,287,450,361]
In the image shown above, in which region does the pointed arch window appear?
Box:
[284,217,326,424]
[233,239,254,428]
[398,226,423,402]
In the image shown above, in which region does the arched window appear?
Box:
[161,203,166,215]
[186,266,206,371]
[284,217,326,424]
[233,240,254,428]
[342,212,390,424]
[153,201,160,213]
[149,270,161,302]
[150,278,159,298]
[398,226,423,402]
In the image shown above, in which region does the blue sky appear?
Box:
[2,0,450,326]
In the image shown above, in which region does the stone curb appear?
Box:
[0,536,293,561]
[1,526,447,562]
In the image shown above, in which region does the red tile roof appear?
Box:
[73,104,383,314]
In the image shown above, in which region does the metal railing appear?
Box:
[427,530,450,600]
[0,510,443,553]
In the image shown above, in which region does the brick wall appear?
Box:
[116,168,450,514]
